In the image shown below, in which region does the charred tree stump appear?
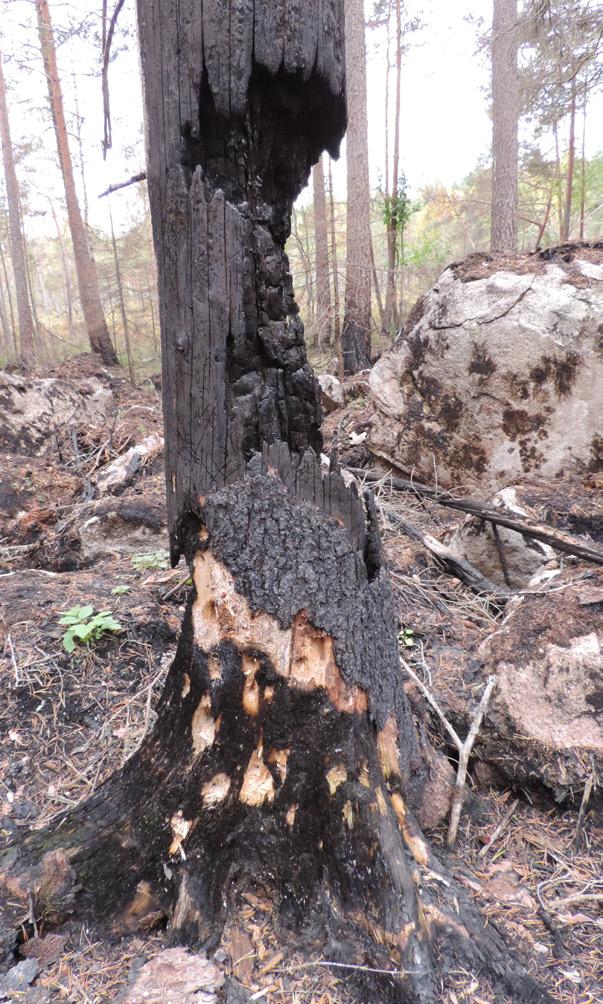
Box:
[1,4,550,1002]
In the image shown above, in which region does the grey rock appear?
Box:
[0,958,39,995]
[369,255,603,490]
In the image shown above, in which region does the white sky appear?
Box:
[1,0,601,236]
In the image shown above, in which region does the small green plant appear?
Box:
[59,605,122,654]
[131,549,170,572]
[111,584,131,596]
[399,627,415,649]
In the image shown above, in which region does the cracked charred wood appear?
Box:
[0,4,550,1002]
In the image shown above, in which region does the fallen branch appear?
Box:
[401,658,497,848]
[383,510,512,601]
[350,468,603,566]
[98,172,147,198]
[102,0,127,157]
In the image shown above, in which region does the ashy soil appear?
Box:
[0,357,600,1003]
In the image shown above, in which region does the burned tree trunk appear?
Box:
[1,4,549,1002]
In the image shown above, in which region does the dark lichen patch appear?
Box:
[502,409,547,440]
[417,374,442,403]
[397,294,428,343]
[449,441,487,475]
[529,352,582,398]
[436,393,464,432]
[517,440,546,472]
[588,435,603,474]
[469,343,497,378]
[506,373,530,401]
[407,331,431,370]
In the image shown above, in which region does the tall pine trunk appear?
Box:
[491,0,519,252]
[579,81,588,240]
[384,0,402,336]
[312,155,332,349]
[49,200,75,342]
[342,0,372,373]
[0,235,18,355]
[1,5,550,1001]
[562,80,577,242]
[0,50,35,364]
[36,0,117,365]
[327,157,344,380]
[109,206,135,383]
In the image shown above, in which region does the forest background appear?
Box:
[0,0,601,375]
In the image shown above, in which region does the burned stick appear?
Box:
[385,510,511,601]
[349,467,603,566]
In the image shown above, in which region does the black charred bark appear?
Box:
[0,5,551,1002]
[137,0,347,560]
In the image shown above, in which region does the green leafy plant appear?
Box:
[399,627,415,649]
[111,584,131,596]
[131,549,170,572]
[59,605,122,654]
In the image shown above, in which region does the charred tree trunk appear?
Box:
[1,4,550,1002]
[0,49,35,364]
[36,0,117,366]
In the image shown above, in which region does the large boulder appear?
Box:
[422,567,603,800]
[369,245,603,490]
[476,569,603,799]
[0,371,114,456]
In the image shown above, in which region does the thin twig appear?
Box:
[574,773,595,850]
[401,658,497,848]
[478,798,519,858]
[303,961,418,976]
[6,634,20,686]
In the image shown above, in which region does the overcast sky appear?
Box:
[1,0,600,236]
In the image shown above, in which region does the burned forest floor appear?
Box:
[0,356,601,1004]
